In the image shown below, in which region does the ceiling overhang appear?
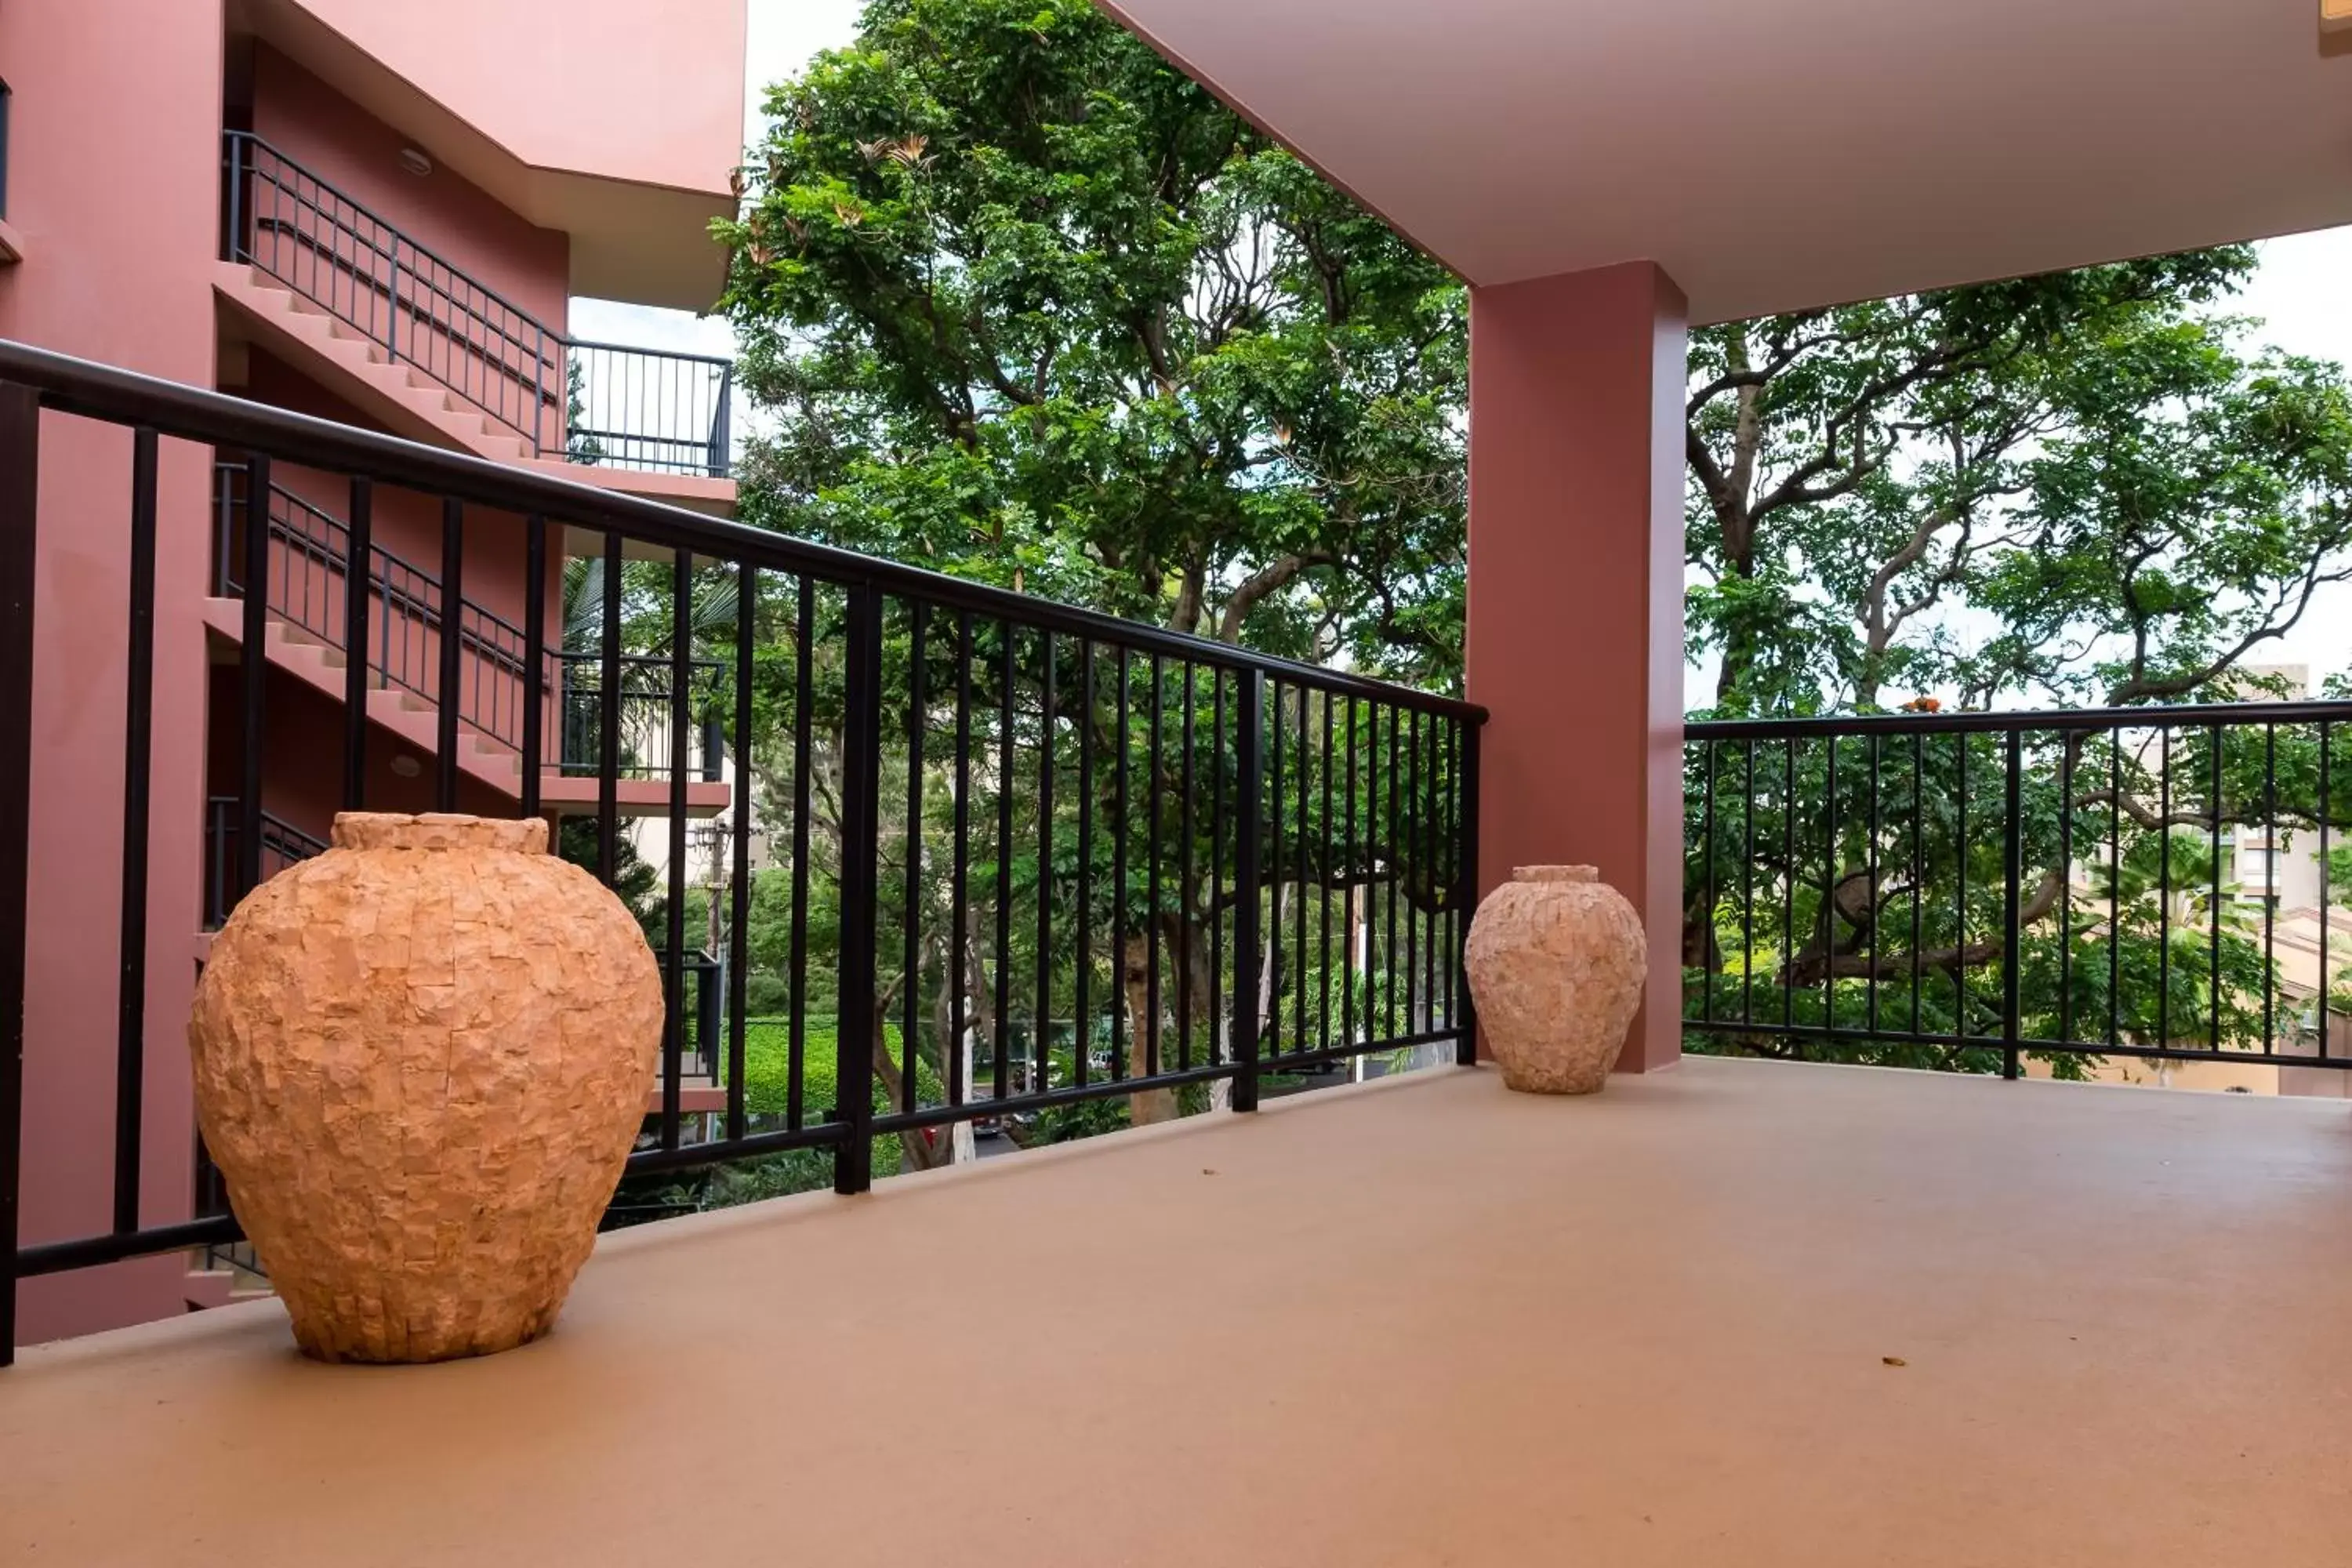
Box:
[237,0,737,310]
[1101,0,2352,324]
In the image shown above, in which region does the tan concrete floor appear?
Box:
[5,1056,2351,1566]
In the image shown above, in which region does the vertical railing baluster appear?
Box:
[2058,732,2074,1049]
[0,382,40,1367]
[112,429,159,1237]
[2321,722,2333,1064]
[993,626,1014,1104]
[660,552,691,1152]
[788,576,814,1130]
[595,532,622,885]
[1298,691,1312,1047]
[2263,722,2278,1052]
[2108,733,2122,1050]
[1861,735,1875,1035]
[1748,738,1761,1028]
[1316,688,1331,1059]
[951,612,973,1109]
[1183,663,1200,1070]
[238,452,270,906]
[1146,655,1163,1076]
[1210,672,1228,1070]
[2001,728,2023,1080]
[1110,649,1129,1083]
[1232,671,1265,1112]
[434,500,463,811]
[1954,734,1967,1040]
[1342,698,1358,1052]
[834,583,884,1196]
[904,606,926,1114]
[1821,735,1837,1044]
[2209,724,2223,1055]
[1423,707,1443,1032]
[1700,739,1715,1025]
[2158,726,2172,1052]
[1455,714,1483,1065]
[517,513,543,819]
[1074,642,1094,1091]
[1385,702,1400,1041]
[1033,633,1054,1096]
[726,564,753,1143]
[1269,684,1286,1054]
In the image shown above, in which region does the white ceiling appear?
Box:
[1102,0,2352,323]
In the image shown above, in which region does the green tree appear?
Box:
[1686,251,2352,715]
[714,0,1465,683]
[712,0,1468,1136]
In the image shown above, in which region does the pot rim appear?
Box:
[330,812,550,855]
[1512,864,1599,884]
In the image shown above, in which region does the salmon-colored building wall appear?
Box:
[0,0,229,1340]
[285,0,745,198]
[245,45,569,335]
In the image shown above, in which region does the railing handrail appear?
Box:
[227,131,554,356]
[1686,699,2352,742]
[10,337,1481,720]
[214,463,532,672]
[203,794,328,858]
[565,336,735,368]
[244,211,557,406]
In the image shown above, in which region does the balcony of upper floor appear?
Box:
[216,36,740,514]
[227,0,745,314]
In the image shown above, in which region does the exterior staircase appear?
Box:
[216,130,739,514]
[207,476,728,821]
[216,260,538,463]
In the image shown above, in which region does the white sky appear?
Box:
[576,1,2352,706]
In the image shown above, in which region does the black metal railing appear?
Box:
[212,463,534,750]
[0,338,1481,1363]
[1683,703,2352,1076]
[202,797,327,930]
[222,132,734,478]
[557,651,725,782]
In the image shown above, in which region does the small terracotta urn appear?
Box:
[1464,865,1646,1094]
[188,811,662,1363]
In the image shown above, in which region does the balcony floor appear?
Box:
[5,1056,2350,1565]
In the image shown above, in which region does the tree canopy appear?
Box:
[714,0,1465,685]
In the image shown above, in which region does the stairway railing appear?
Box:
[211,463,533,750]
[222,131,734,479]
[201,797,325,931]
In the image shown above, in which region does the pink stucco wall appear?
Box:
[247,45,568,336]
[1465,262,1690,1075]
[0,0,228,1342]
[284,0,745,198]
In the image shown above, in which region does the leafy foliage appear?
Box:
[715,0,1466,684]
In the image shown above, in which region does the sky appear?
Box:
[577,0,2352,704]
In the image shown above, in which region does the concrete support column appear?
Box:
[1465,261,1687,1073]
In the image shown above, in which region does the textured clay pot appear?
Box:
[1464,865,1647,1094]
[188,811,662,1363]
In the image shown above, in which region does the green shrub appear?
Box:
[736,1017,943,1181]
[742,971,793,1016]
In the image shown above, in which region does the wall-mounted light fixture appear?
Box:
[2327,0,2352,32]
[397,147,433,178]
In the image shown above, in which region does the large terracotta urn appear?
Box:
[188,811,662,1363]
[1464,865,1647,1094]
